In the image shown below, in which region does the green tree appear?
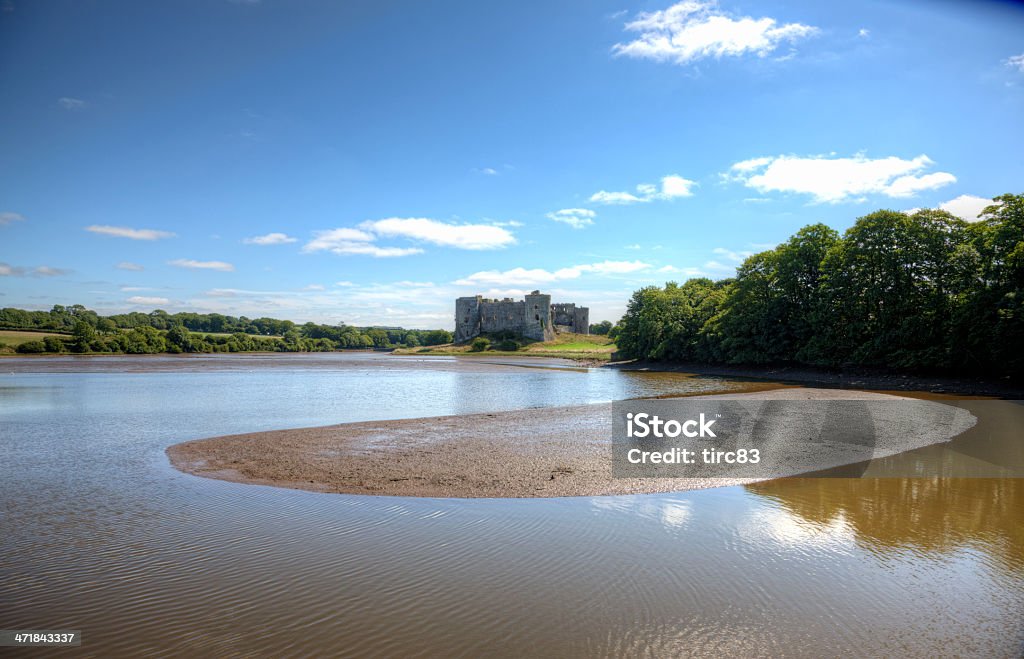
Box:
[72,319,96,353]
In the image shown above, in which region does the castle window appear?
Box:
[535,314,539,320]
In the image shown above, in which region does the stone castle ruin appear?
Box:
[455,291,589,343]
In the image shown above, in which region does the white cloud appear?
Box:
[0,211,25,225]
[1005,53,1024,73]
[302,284,326,291]
[612,1,818,66]
[86,225,176,240]
[116,262,145,271]
[547,208,596,229]
[361,218,516,250]
[243,232,297,245]
[937,194,996,222]
[304,218,515,256]
[58,97,87,110]
[304,227,421,257]
[477,167,499,175]
[857,28,870,39]
[590,190,646,204]
[455,260,652,287]
[127,296,170,306]
[660,174,697,198]
[590,174,696,205]
[335,281,355,287]
[727,153,956,203]
[732,156,773,172]
[168,259,235,272]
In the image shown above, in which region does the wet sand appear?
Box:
[167,388,975,498]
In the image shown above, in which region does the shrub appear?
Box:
[16,340,46,354]
[497,339,519,351]
[470,337,490,352]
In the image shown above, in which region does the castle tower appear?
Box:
[523,290,554,341]
[455,296,482,342]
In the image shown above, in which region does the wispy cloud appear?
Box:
[0,211,25,225]
[303,228,423,258]
[362,218,516,250]
[547,208,596,229]
[1005,53,1024,73]
[116,262,145,271]
[168,259,235,272]
[304,218,515,256]
[712,247,752,263]
[590,174,696,205]
[58,96,88,110]
[455,260,652,286]
[726,153,956,203]
[86,225,176,240]
[243,232,297,245]
[612,1,818,66]
[127,296,170,306]
[0,263,70,277]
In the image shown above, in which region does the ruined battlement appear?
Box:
[455,291,589,343]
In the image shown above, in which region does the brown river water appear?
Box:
[1,353,1021,657]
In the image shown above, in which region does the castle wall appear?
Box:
[479,299,526,335]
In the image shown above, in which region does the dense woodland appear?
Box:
[0,306,452,354]
[615,193,1024,377]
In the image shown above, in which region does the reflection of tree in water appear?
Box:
[746,478,1024,574]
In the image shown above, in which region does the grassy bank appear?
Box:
[0,329,71,347]
[393,332,616,362]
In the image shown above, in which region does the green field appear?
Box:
[394,332,616,361]
[0,329,70,347]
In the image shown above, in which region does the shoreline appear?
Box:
[167,388,974,499]
[606,360,1023,399]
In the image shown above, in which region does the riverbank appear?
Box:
[167,388,974,498]
[608,360,1024,399]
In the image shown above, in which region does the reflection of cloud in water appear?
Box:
[590,495,693,530]
[745,504,856,549]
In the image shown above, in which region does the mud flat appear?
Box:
[167,389,975,498]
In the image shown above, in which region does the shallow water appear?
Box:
[1,353,1022,657]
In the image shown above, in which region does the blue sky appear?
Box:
[2,0,1023,328]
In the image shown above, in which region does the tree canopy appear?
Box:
[616,194,1024,377]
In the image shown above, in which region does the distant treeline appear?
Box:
[1,306,452,355]
[615,193,1024,377]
